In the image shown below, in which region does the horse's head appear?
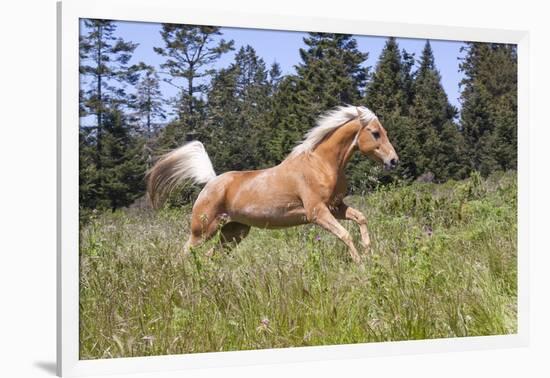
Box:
[357,117,399,170]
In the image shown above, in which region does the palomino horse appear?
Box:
[147,105,398,263]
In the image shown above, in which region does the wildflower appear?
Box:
[256,317,272,333]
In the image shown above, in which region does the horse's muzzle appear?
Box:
[384,158,398,170]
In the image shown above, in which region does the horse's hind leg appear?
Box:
[183,208,228,256]
[183,233,202,255]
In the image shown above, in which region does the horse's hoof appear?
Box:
[362,245,371,256]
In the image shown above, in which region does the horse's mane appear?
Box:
[287,105,377,158]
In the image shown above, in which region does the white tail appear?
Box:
[146,141,216,208]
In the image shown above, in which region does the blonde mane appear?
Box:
[289,105,377,157]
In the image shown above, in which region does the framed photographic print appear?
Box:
[58,0,529,376]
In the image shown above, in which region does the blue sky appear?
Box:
[82,20,467,113]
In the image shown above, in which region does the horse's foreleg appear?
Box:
[309,204,362,264]
[334,204,371,254]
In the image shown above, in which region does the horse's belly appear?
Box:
[229,205,307,229]
[222,168,308,228]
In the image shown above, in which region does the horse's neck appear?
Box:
[314,120,360,175]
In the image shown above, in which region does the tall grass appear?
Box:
[79,171,517,359]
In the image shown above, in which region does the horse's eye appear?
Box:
[372,131,380,140]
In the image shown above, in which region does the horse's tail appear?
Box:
[146,141,217,209]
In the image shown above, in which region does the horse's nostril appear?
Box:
[390,158,398,167]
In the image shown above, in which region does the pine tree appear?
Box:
[459,42,517,175]
[79,19,144,210]
[133,65,165,138]
[269,32,368,162]
[79,106,146,210]
[207,46,272,171]
[435,121,469,180]
[154,24,234,146]
[401,49,416,106]
[409,41,466,181]
[79,128,100,210]
[365,37,407,118]
[266,75,307,164]
[296,33,368,112]
[79,19,139,164]
[97,107,147,210]
[268,62,283,93]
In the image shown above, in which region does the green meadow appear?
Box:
[79,171,517,359]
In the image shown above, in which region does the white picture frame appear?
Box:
[57,0,529,376]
